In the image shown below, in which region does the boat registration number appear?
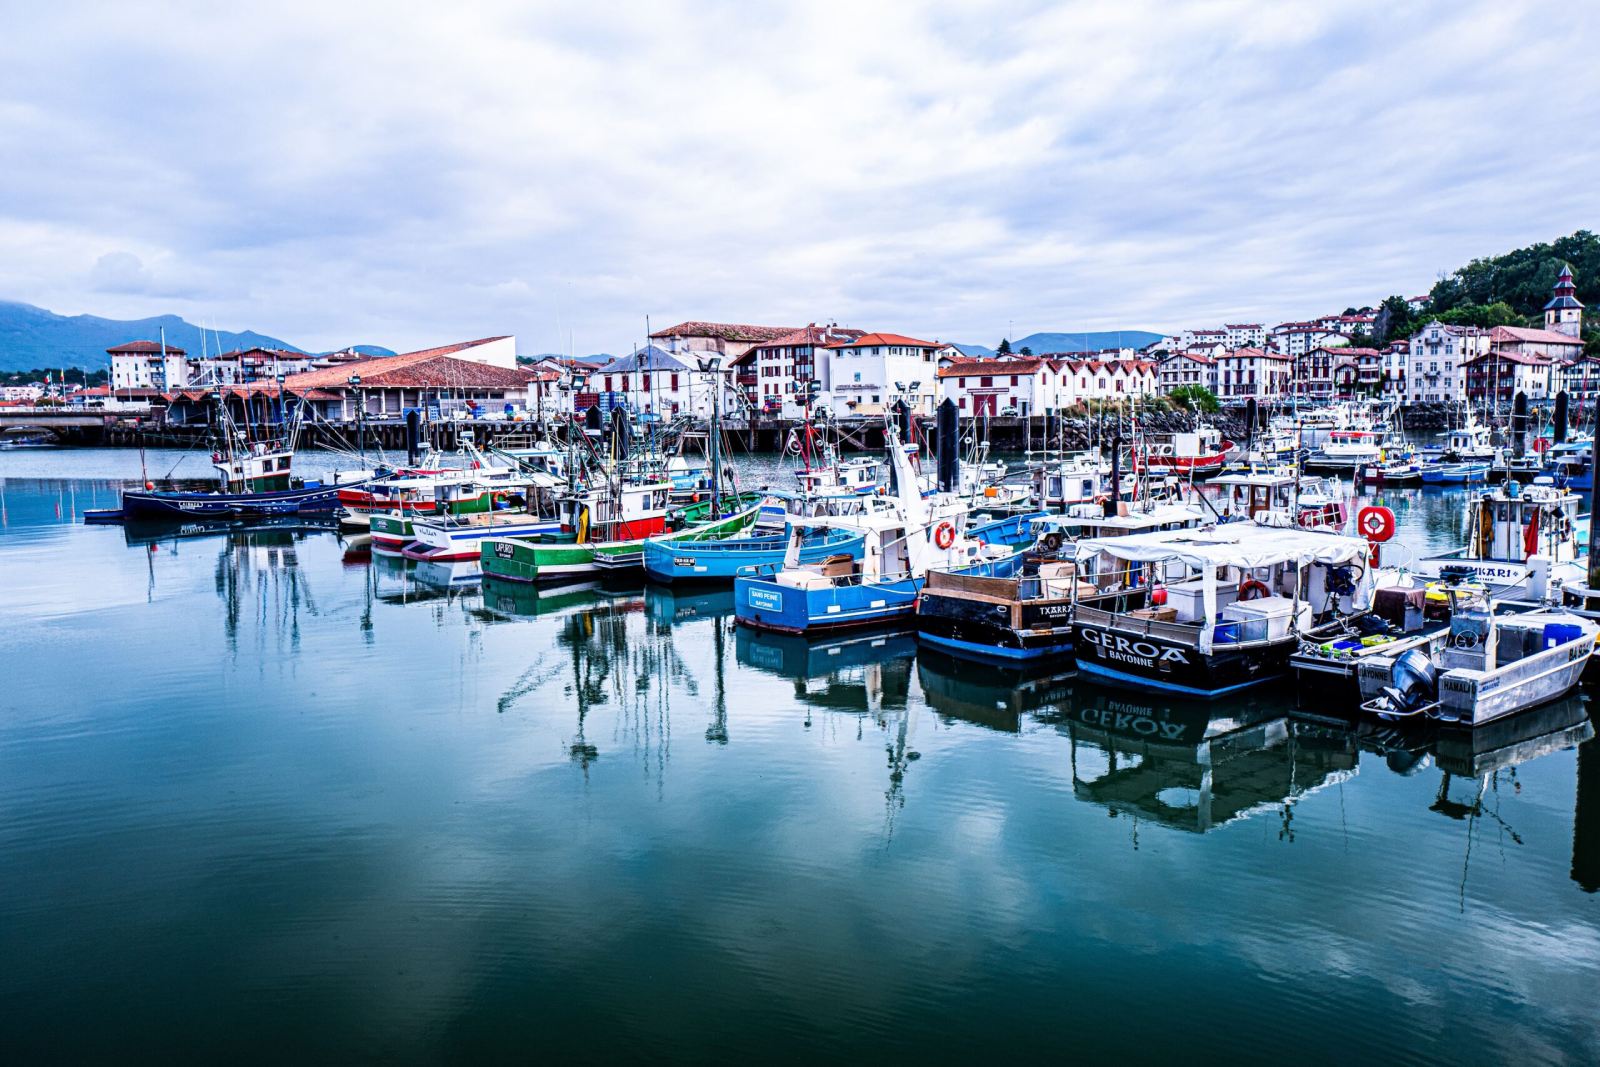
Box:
[748,587,783,611]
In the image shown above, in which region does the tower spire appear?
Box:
[1544,262,1584,338]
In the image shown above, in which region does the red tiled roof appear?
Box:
[755,325,867,349]
[1217,347,1292,361]
[648,321,798,343]
[825,332,942,350]
[206,347,305,360]
[1490,325,1584,347]
[938,358,1045,378]
[107,340,188,356]
[285,338,528,391]
[1463,349,1550,367]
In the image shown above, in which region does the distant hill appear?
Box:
[1013,330,1164,354]
[340,344,395,357]
[954,331,1163,358]
[0,300,302,372]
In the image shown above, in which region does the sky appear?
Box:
[1,0,1597,355]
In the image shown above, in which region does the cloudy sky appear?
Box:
[2,0,1596,354]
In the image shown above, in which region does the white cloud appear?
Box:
[1,0,1596,352]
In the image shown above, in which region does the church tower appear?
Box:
[1544,262,1584,338]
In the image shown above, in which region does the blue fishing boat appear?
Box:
[734,513,1022,634]
[734,426,1023,635]
[1420,462,1490,485]
[642,525,864,583]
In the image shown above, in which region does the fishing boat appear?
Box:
[734,428,1020,635]
[642,522,867,584]
[1412,481,1583,593]
[795,455,884,496]
[1208,469,1347,530]
[481,498,762,582]
[1305,427,1392,472]
[404,506,565,562]
[1356,580,1596,726]
[119,396,369,519]
[1423,411,1496,463]
[589,493,766,572]
[1068,523,1375,697]
[914,503,1205,663]
[1419,461,1490,484]
[1132,425,1233,478]
[734,512,1018,634]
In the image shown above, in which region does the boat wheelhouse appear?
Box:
[1069,524,1374,697]
[914,504,1205,664]
[795,455,883,496]
[1208,470,1347,530]
[1412,482,1583,593]
[1133,425,1233,478]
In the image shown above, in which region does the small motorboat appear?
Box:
[1357,582,1596,726]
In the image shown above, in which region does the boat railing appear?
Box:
[1072,603,1206,647]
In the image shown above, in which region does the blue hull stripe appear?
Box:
[1075,658,1274,698]
[917,632,1065,661]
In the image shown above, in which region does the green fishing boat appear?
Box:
[482,498,762,584]
[368,485,496,551]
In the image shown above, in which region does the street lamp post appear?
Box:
[348,374,364,461]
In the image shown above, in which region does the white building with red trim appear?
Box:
[1216,347,1293,400]
[109,340,190,391]
[747,324,865,418]
[1157,352,1218,394]
[823,333,956,416]
[938,358,1055,416]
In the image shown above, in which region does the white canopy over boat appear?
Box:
[1074,524,1373,653]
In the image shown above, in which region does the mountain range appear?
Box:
[953,330,1163,358]
[0,301,391,372]
[0,297,1164,374]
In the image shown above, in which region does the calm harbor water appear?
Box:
[3,448,1599,1062]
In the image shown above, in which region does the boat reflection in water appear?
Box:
[1039,687,1358,834]
[646,585,735,628]
[735,625,922,819]
[915,647,1076,733]
[413,557,482,591]
[735,626,917,714]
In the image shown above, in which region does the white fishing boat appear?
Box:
[1357,580,1596,726]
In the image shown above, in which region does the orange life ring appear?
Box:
[933,521,956,549]
[1357,505,1395,543]
[1238,577,1270,601]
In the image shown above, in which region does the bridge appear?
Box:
[0,406,157,443]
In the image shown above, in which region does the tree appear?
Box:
[1018,346,1033,356]
[996,338,1012,355]
[1168,384,1220,414]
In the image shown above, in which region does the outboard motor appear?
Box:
[1379,647,1439,718]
